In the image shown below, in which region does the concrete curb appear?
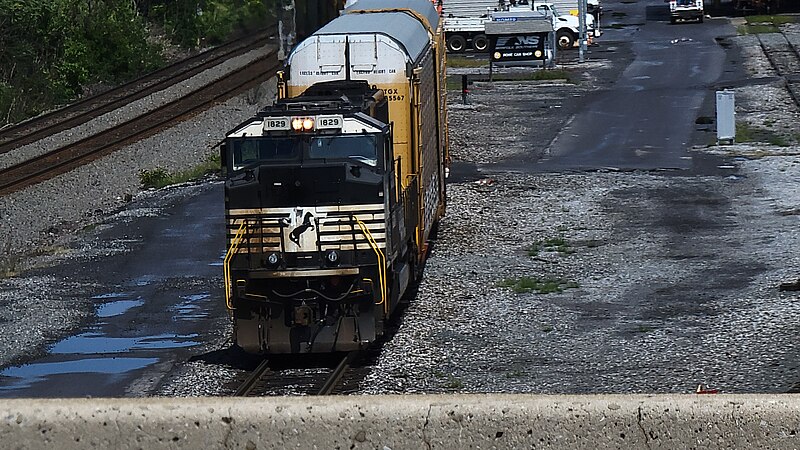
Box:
[2,394,799,449]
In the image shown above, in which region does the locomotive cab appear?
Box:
[221,81,413,354]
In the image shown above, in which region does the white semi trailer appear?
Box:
[442,0,599,52]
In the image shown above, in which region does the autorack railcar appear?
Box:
[221,0,448,354]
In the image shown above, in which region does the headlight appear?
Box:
[266,252,281,267]
[325,249,340,266]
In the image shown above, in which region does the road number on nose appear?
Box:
[263,117,290,131]
[316,115,343,129]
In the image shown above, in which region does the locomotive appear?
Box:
[220,0,448,354]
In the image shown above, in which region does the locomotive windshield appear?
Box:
[308,135,378,166]
[230,137,299,170]
[229,134,381,171]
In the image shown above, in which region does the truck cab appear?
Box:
[669,0,704,23]
[509,1,597,49]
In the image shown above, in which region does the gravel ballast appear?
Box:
[3,22,800,396]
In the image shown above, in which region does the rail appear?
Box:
[316,351,360,395]
[234,358,271,397]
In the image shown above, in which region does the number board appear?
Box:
[316,115,343,130]
[263,117,290,131]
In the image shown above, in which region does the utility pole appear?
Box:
[277,0,297,62]
[578,0,587,63]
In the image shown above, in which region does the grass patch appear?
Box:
[735,121,791,146]
[447,56,489,68]
[446,78,465,91]
[738,23,779,34]
[139,154,221,189]
[746,15,796,26]
[767,134,790,146]
[506,370,525,378]
[447,69,572,90]
[527,237,573,256]
[0,257,19,278]
[445,376,463,389]
[498,276,579,294]
[492,69,572,83]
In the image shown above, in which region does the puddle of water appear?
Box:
[0,357,159,391]
[51,333,199,354]
[91,292,129,300]
[209,251,226,266]
[130,275,155,287]
[173,293,210,320]
[96,297,144,318]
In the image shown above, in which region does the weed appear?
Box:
[611,11,627,17]
[738,23,779,34]
[609,23,626,29]
[527,237,574,256]
[445,376,464,389]
[433,370,446,379]
[447,56,489,69]
[138,155,221,189]
[541,324,554,332]
[503,69,572,82]
[139,167,170,189]
[0,258,18,278]
[768,134,789,147]
[735,121,791,146]
[746,15,796,26]
[498,276,579,294]
[506,370,525,378]
[635,325,653,333]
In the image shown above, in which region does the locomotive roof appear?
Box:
[344,0,440,31]
[312,7,434,62]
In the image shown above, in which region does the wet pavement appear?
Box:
[0,182,227,397]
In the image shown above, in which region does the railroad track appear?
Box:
[234,352,361,397]
[0,28,275,155]
[0,48,280,196]
[755,28,800,109]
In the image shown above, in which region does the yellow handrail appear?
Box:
[356,218,387,314]
[224,220,248,310]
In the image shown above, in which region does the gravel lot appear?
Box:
[3,20,800,396]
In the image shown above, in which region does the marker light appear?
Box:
[291,118,303,131]
[303,118,314,130]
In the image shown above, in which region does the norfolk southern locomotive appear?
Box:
[221,0,448,354]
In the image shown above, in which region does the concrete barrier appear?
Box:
[2,394,800,449]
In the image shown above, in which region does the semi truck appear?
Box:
[669,0,704,23]
[442,0,599,52]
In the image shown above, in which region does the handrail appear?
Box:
[355,217,388,315]
[224,220,249,310]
